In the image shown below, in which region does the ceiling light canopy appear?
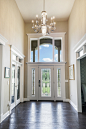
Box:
[32,0,56,36]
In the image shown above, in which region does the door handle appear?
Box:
[15,85,18,87]
[39,80,40,87]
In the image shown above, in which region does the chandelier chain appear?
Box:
[43,0,45,11]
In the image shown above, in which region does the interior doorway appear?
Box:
[80,57,86,112]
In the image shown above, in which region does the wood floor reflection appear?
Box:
[0,101,86,129]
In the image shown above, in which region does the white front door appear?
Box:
[38,66,54,100]
[54,66,65,101]
[29,65,65,101]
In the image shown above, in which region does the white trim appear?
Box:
[12,59,22,65]
[73,33,86,52]
[77,52,86,60]
[0,34,8,45]
[69,99,77,111]
[16,99,20,106]
[27,32,66,62]
[0,113,3,123]
[2,111,10,121]
[26,62,66,65]
[27,32,66,36]
[10,45,25,59]
[63,99,77,111]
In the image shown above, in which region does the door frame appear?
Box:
[54,65,65,101]
[38,65,54,100]
[16,63,21,106]
[27,62,66,101]
[11,61,16,110]
[10,45,25,112]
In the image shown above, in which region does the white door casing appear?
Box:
[39,66,54,100]
[27,63,66,101]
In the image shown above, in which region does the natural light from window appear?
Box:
[39,43,53,62]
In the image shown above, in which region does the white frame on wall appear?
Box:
[10,45,25,112]
[73,34,86,112]
[27,33,66,63]
[0,35,8,123]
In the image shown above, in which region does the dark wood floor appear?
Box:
[0,101,86,129]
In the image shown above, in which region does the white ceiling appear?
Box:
[15,0,75,22]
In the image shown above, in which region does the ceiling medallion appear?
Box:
[32,0,56,36]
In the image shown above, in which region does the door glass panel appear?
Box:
[17,66,20,100]
[32,69,35,96]
[39,38,53,62]
[57,69,61,97]
[11,65,15,104]
[41,69,51,97]
[54,40,61,62]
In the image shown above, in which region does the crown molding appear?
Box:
[27,32,66,36]
[0,34,8,45]
[10,45,25,59]
[73,33,86,52]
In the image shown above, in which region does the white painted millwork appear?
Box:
[0,35,8,123]
[10,45,25,112]
[27,32,66,63]
[73,34,86,112]
[27,63,66,101]
[27,33,66,101]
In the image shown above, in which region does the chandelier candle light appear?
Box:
[32,0,56,36]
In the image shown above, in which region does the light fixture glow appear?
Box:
[32,0,56,36]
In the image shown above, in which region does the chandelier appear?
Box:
[32,0,56,36]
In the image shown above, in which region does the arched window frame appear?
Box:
[27,33,66,63]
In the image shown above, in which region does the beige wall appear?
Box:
[0,0,25,114]
[68,0,86,106]
[24,21,69,98]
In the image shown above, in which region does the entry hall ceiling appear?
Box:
[15,0,75,22]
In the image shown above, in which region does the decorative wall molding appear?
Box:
[10,45,25,59]
[27,32,66,36]
[73,33,86,52]
[0,34,8,45]
[26,62,67,65]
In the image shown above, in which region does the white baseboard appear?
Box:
[69,99,77,111]
[63,99,77,112]
[23,98,30,101]
[0,113,3,123]
[2,111,10,121]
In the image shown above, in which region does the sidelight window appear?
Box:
[32,68,35,96]
[57,69,61,97]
